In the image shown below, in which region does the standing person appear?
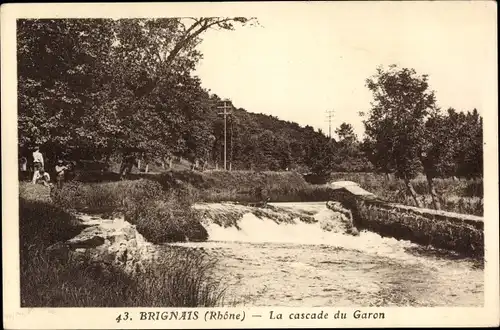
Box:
[32,146,44,184]
[19,156,28,181]
[55,159,68,189]
[120,152,137,180]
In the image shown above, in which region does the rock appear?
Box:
[108,233,127,244]
[67,236,106,249]
[122,225,137,238]
[47,214,162,277]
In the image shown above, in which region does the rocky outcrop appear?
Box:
[47,214,162,275]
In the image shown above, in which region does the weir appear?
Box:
[193,180,483,258]
[184,198,483,307]
[325,181,484,257]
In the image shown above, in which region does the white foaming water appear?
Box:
[198,202,417,260]
[169,202,483,306]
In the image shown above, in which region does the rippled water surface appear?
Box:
[170,202,483,307]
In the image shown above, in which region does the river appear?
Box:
[169,202,483,307]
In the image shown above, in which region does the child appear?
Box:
[33,168,51,187]
[55,159,69,189]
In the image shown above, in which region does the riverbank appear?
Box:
[46,169,484,256]
[19,183,226,307]
[63,169,483,215]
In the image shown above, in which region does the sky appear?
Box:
[194,1,496,139]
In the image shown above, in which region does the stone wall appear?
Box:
[327,181,484,257]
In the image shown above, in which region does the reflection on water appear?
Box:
[169,202,483,307]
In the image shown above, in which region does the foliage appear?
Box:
[18,18,375,175]
[124,195,208,243]
[363,64,436,179]
[18,20,483,184]
[421,107,483,180]
[361,65,483,208]
[331,122,373,172]
[17,18,253,166]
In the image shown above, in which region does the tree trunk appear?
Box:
[404,177,422,207]
[426,174,441,210]
[145,164,149,173]
[169,158,173,169]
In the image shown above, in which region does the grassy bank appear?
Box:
[59,168,483,215]
[327,172,483,216]
[19,183,226,307]
[69,168,484,215]
[144,170,336,203]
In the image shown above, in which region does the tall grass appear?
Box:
[21,247,226,307]
[19,183,226,307]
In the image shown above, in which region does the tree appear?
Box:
[420,109,454,209]
[364,65,437,207]
[18,18,255,167]
[455,108,483,179]
[17,19,117,166]
[335,122,357,143]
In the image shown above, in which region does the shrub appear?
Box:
[52,179,207,243]
[52,179,163,213]
[124,195,208,243]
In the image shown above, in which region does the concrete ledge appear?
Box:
[328,181,484,257]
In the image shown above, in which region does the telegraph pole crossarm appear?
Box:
[325,109,334,139]
[217,99,233,170]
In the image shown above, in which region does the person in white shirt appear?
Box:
[33,168,51,186]
[32,146,44,184]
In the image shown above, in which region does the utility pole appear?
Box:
[217,99,233,170]
[325,109,334,138]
